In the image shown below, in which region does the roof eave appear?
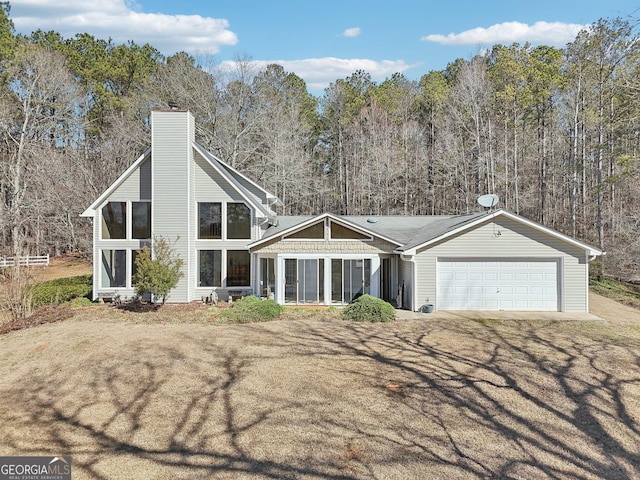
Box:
[399,209,603,255]
[248,212,404,250]
[194,142,280,208]
[80,148,151,218]
[193,143,271,218]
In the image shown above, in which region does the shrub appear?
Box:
[342,294,395,323]
[133,236,184,303]
[1,266,37,319]
[31,274,93,308]
[220,296,284,323]
[66,297,95,307]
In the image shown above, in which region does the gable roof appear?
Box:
[346,213,484,246]
[249,209,602,257]
[193,143,274,218]
[81,149,151,217]
[81,142,280,219]
[248,212,406,249]
[397,209,603,256]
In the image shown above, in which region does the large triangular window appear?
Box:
[285,221,325,239]
[330,222,371,240]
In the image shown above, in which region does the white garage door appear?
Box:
[437,259,559,311]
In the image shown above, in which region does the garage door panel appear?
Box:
[438,259,558,311]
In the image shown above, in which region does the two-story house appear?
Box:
[82,108,602,312]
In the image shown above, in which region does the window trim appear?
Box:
[197,249,223,288]
[196,201,254,241]
[100,201,128,240]
[131,201,152,240]
[226,249,252,287]
[99,200,152,241]
[329,221,373,241]
[282,219,374,242]
[198,202,223,240]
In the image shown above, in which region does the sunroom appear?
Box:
[249,214,400,306]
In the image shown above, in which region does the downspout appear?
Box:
[587,251,605,312]
[588,252,604,262]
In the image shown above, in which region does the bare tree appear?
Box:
[0,42,84,257]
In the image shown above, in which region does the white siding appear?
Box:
[90,110,274,303]
[226,168,273,213]
[194,153,246,202]
[192,150,257,300]
[414,216,589,312]
[151,110,194,302]
[91,157,152,301]
[110,157,151,200]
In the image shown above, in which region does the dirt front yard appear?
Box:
[0,295,639,479]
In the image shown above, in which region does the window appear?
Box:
[343,259,371,303]
[331,258,371,303]
[132,202,151,239]
[331,259,342,303]
[260,257,275,297]
[227,250,251,286]
[286,222,324,239]
[199,203,221,239]
[102,202,126,239]
[227,203,251,239]
[101,249,126,287]
[199,250,222,287]
[330,222,370,240]
[284,258,324,304]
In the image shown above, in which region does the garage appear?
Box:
[437,259,559,311]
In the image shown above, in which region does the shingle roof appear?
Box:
[395,211,491,251]
[257,211,493,250]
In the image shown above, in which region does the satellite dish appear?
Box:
[477,194,499,208]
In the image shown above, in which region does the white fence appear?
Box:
[0,255,50,268]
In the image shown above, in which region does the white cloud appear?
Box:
[220,57,421,94]
[422,21,586,47]
[341,27,361,38]
[10,0,238,54]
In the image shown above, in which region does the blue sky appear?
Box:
[8,0,640,95]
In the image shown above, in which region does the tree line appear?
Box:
[0,2,638,280]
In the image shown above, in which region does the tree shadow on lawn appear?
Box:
[0,316,639,479]
[281,317,640,479]
[0,335,360,480]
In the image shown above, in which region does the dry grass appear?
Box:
[0,293,639,479]
[0,254,92,324]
